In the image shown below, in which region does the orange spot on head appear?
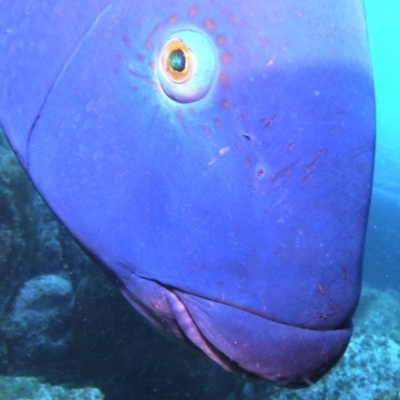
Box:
[149,61,156,69]
[168,15,177,24]
[221,99,229,108]
[222,54,229,63]
[145,24,162,50]
[217,36,225,45]
[205,19,215,29]
[189,7,197,16]
[215,119,221,127]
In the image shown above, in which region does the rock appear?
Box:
[0,375,104,400]
[8,274,74,359]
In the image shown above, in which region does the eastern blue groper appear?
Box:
[0,0,375,388]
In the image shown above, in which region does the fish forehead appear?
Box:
[2,0,373,331]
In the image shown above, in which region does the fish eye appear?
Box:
[169,49,186,73]
[157,30,217,103]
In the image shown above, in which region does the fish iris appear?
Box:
[169,49,185,72]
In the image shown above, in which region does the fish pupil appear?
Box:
[169,49,186,72]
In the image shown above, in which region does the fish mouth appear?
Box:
[118,273,351,388]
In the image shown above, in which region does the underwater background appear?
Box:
[0,1,399,399]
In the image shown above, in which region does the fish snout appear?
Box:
[119,273,351,388]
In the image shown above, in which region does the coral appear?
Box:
[0,376,103,400]
[6,275,74,359]
[0,132,30,315]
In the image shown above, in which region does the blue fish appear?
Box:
[0,0,375,388]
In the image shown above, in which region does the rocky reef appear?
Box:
[0,376,103,400]
[6,274,74,362]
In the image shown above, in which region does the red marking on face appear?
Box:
[221,99,229,108]
[189,7,197,16]
[145,23,163,49]
[304,149,324,171]
[129,69,160,90]
[122,35,131,47]
[221,54,230,63]
[215,119,221,127]
[220,74,228,89]
[217,36,225,45]
[302,173,312,184]
[168,15,177,24]
[202,128,211,137]
[149,61,156,69]
[270,162,296,183]
[261,114,276,129]
[286,142,295,153]
[222,9,241,25]
[205,19,215,29]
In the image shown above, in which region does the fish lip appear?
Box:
[173,290,352,387]
[118,273,351,387]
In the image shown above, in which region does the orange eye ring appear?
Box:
[157,30,217,103]
[161,38,194,83]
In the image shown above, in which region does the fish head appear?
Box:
[0,0,375,387]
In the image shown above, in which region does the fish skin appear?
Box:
[0,0,375,388]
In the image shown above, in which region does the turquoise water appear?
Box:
[363,1,400,291]
[365,0,400,150]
